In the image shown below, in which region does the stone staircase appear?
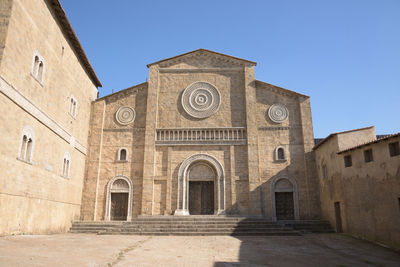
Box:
[278,220,335,233]
[70,216,334,236]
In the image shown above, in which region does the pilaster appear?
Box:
[141,65,159,215]
[244,66,262,216]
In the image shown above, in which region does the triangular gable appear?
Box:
[147,49,257,68]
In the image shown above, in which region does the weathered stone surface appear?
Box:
[0,0,98,235]
[314,127,400,249]
[82,50,319,222]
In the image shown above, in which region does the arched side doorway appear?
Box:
[105,176,133,221]
[175,154,225,216]
[271,175,299,221]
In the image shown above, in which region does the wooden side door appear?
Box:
[275,192,294,220]
[111,193,128,220]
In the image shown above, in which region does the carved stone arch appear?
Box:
[270,174,299,221]
[105,175,133,221]
[175,153,225,215]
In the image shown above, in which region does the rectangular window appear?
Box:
[364,149,373,163]
[389,142,400,157]
[344,155,352,167]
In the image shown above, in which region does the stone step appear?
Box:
[72,219,269,224]
[70,227,293,233]
[70,219,333,236]
[72,226,292,232]
[70,227,288,232]
[94,231,301,236]
[71,222,281,227]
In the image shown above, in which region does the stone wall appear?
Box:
[81,84,147,220]
[255,81,320,220]
[315,128,400,249]
[0,0,98,234]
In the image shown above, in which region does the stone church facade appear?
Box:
[2,0,398,250]
[80,49,320,222]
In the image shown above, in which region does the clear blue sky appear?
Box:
[61,0,400,138]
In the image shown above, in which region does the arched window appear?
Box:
[62,151,71,178]
[18,126,35,163]
[31,51,45,83]
[118,148,128,161]
[275,146,286,161]
[69,95,78,118]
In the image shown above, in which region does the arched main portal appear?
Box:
[271,175,299,221]
[105,176,133,221]
[175,154,225,216]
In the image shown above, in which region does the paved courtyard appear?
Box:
[0,233,399,267]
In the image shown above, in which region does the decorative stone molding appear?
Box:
[115,106,135,125]
[105,175,133,221]
[156,127,246,146]
[175,154,225,216]
[268,104,289,123]
[270,175,300,221]
[181,81,221,119]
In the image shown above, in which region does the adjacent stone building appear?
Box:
[0,0,101,235]
[80,49,320,222]
[314,127,400,249]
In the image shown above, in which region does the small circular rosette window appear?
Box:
[268,103,289,123]
[116,106,135,125]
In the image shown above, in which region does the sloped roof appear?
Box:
[96,82,147,101]
[147,49,257,68]
[337,132,400,154]
[255,80,309,98]
[313,126,375,150]
[47,0,101,87]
